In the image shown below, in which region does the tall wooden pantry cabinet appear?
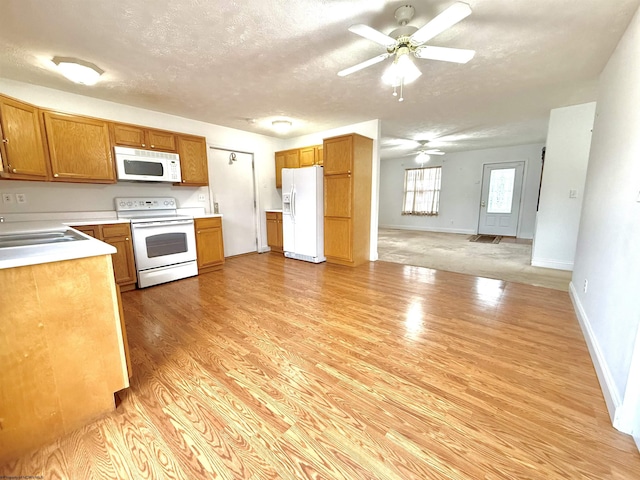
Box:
[323,133,373,267]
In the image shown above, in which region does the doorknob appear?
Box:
[481,201,486,208]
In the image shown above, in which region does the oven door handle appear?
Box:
[132,220,195,228]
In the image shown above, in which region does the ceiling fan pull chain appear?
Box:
[399,79,404,102]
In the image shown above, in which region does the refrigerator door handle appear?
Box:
[291,188,296,222]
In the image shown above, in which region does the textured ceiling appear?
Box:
[0,0,638,159]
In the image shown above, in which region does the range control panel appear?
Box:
[115,197,177,211]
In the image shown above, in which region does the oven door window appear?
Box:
[145,232,188,257]
[124,159,164,177]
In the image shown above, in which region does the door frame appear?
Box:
[207,145,260,256]
[477,160,528,237]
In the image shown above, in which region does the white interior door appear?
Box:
[478,162,525,236]
[208,148,257,256]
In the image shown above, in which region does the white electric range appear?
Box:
[115,197,197,288]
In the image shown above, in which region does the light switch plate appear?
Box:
[16,193,26,204]
[2,193,14,204]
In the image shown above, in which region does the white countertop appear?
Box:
[194,213,223,218]
[265,209,283,213]
[0,221,117,270]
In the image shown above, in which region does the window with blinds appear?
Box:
[402,166,442,216]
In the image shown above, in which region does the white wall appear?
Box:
[282,119,381,260]
[0,78,281,250]
[379,143,544,239]
[532,102,596,270]
[570,5,640,437]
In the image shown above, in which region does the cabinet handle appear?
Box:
[125,237,129,241]
[12,168,17,173]
[141,143,146,147]
[182,180,186,183]
[151,145,155,148]
[53,174,59,177]
[197,231,201,234]
[2,138,7,144]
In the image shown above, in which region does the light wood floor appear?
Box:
[2,254,639,479]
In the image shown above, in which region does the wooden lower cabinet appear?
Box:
[324,217,353,263]
[0,254,129,462]
[195,217,225,273]
[266,211,283,253]
[72,223,137,291]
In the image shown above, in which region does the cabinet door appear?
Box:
[315,145,323,166]
[324,217,353,262]
[284,150,299,169]
[299,147,315,167]
[0,97,49,180]
[324,174,352,218]
[324,136,352,175]
[104,236,137,286]
[147,130,176,152]
[266,214,279,247]
[111,123,146,148]
[276,213,283,248]
[195,218,225,270]
[43,112,115,183]
[275,151,285,188]
[177,135,208,186]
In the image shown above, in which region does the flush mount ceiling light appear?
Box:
[52,56,104,85]
[338,2,475,102]
[271,119,293,133]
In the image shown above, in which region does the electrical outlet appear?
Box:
[198,193,206,202]
[16,193,26,204]
[2,193,14,204]
[583,279,588,293]
[569,189,578,199]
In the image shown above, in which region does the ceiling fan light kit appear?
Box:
[338,2,475,102]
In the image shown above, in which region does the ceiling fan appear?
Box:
[411,141,445,163]
[338,2,475,101]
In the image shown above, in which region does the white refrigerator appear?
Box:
[282,166,326,263]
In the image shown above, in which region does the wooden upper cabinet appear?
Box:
[176,135,208,186]
[284,150,299,169]
[111,123,145,148]
[316,145,323,166]
[111,123,177,152]
[0,96,49,180]
[324,135,353,175]
[43,112,115,183]
[299,147,315,167]
[275,151,285,188]
[147,129,176,151]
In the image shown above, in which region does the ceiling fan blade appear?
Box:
[424,149,445,155]
[409,2,472,46]
[348,24,397,48]
[414,45,475,63]
[338,53,390,77]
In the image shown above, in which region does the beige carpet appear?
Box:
[377,228,572,291]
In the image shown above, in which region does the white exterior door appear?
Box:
[208,148,257,256]
[478,162,525,236]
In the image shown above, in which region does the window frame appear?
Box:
[402,166,442,216]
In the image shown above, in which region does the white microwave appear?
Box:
[114,146,182,182]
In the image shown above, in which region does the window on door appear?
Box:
[402,166,442,216]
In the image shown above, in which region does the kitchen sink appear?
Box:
[0,229,89,248]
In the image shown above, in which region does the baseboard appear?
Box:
[569,282,621,424]
[379,224,476,235]
[531,257,574,271]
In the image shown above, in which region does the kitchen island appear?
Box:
[0,221,130,462]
